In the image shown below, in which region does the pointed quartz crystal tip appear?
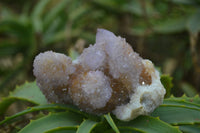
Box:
[96,28,117,44]
[33,29,166,121]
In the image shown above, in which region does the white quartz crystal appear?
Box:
[33,29,166,121]
[33,51,75,87]
[70,71,112,111]
[96,29,143,89]
[33,51,75,103]
[78,45,106,71]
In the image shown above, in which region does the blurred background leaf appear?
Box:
[161,75,173,98]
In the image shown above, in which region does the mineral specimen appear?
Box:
[33,29,166,121]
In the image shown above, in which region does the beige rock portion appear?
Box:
[112,60,165,121]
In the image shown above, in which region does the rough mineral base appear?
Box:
[33,29,166,121]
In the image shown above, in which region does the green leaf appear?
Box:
[43,30,67,45]
[31,0,50,32]
[0,81,47,115]
[0,19,31,38]
[167,95,200,105]
[91,0,122,14]
[0,41,25,56]
[89,120,112,133]
[154,96,200,126]
[19,112,83,133]
[0,97,16,116]
[122,1,142,16]
[179,124,200,133]
[163,99,200,110]
[76,119,98,133]
[68,5,90,23]
[104,113,120,133]
[69,48,79,61]
[43,0,70,30]
[180,82,198,97]
[45,127,77,133]
[119,128,142,133]
[187,10,200,34]
[9,81,47,105]
[161,75,173,98]
[153,17,187,34]
[0,104,98,126]
[123,0,157,16]
[117,116,181,133]
[170,0,197,5]
[151,104,200,125]
[32,0,50,18]
[131,24,148,36]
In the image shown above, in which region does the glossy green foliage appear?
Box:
[19,112,83,133]
[1,81,200,132]
[117,116,181,133]
[0,81,47,115]
[161,75,173,98]
[104,113,120,133]
[76,119,98,133]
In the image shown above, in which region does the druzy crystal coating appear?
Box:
[33,29,166,121]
